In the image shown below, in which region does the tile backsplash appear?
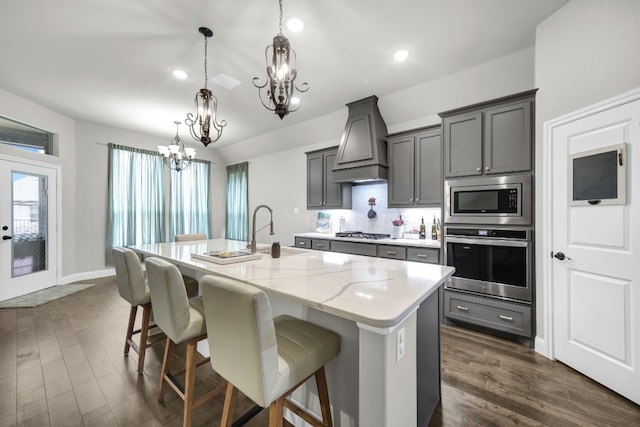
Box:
[318,183,441,236]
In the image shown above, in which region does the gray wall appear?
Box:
[534,0,640,343]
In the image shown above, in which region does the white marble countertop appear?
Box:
[293,232,442,249]
[130,239,454,329]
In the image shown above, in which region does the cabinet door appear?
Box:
[323,151,344,208]
[484,101,532,174]
[443,112,483,177]
[388,135,415,206]
[307,152,324,208]
[415,129,442,206]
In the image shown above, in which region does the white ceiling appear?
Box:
[0,0,568,149]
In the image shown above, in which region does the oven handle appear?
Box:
[444,236,530,247]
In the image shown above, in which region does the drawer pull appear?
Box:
[298,242,306,246]
[316,244,324,248]
[499,315,514,322]
[387,251,397,255]
[416,253,427,258]
[456,305,469,312]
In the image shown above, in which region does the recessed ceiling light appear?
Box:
[172,69,188,80]
[286,17,304,32]
[393,49,410,62]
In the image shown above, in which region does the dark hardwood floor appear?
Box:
[1,276,638,426]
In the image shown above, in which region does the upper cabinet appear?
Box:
[388,125,442,207]
[306,146,352,209]
[440,90,536,178]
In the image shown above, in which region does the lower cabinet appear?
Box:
[294,236,440,264]
[443,290,532,338]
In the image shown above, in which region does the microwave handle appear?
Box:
[444,236,529,247]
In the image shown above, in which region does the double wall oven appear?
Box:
[443,174,534,304]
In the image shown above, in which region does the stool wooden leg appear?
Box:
[315,366,333,427]
[183,339,197,427]
[269,397,285,427]
[136,303,152,375]
[124,305,137,355]
[221,382,238,427]
[158,337,174,402]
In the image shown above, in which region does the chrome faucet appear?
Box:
[250,204,274,253]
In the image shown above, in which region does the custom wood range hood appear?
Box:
[332,95,389,183]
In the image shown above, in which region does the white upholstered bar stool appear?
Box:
[112,247,164,375]
[144,257,225,427]
[175,233,207,298]
[201,275,341,427]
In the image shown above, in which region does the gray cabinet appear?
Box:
[307,147,352,209]
[388,126,442,207]
[295,237,331,251]
[444,290,532,338]
[331,241,378,257]
[407,247,439,264]
[440,90,536,178]
[377,245,407,260]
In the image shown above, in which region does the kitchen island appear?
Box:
[130,239,454,427]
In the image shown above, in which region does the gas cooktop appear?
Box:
[335,231,391,240]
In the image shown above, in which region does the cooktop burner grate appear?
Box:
[335,231,391,240]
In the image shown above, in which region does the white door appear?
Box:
[549,94,640,404]
[0,157,58,301]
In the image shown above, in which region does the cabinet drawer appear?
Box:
[407,247,439,264]
[378,245,406,260]
[294,237,312,249]
[331,241,377,257]
[312,239,331,251]
[444,291,531,337]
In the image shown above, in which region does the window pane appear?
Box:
[12,172,48,277]
[0,116,52,155]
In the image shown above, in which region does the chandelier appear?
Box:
[185,27,227,146]
[253,0,309,119]
[158,121,195,172]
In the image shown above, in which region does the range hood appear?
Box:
[332,95,389,183]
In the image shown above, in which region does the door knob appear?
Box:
[553,251,571,261]
[2,236,12,240]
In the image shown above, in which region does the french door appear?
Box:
[0,157,58,301]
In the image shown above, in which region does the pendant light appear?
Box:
[253,0,309,119]
[185,27,227,146]
[158,121,195,172]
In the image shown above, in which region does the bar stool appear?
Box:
[144,257,225,427]
[112,247,164,375]
[175,233,208,298]
[200,275,341,427]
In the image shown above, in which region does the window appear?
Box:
[225,162,249,241]
[106,144,165,262]
[169,160,211,241]
[0,116,52,154]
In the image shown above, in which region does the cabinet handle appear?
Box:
[387,251,397,255]
[410,198,413,202]
[416,253,427,258]
[456,305,469,312]
[485,166,490,171]
[476,167,481,172]
[499,315,513,322]
[316,244,324,248]
[298,242,306,246]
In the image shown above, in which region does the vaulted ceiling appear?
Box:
[0,0,567,149]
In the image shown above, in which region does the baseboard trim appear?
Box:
[534,335,550,359]
[62,268,115,284]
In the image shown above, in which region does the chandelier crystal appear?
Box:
[158,121,195,172]
[253,0,309,119]
[185,27,227,146]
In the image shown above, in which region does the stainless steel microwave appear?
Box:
[444,174,532,225]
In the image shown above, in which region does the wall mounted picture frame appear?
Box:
[569,142,627,206]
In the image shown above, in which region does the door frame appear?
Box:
[0,153,62,291]
[541,86,640,359]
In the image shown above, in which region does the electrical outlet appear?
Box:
[396,327,405,361]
